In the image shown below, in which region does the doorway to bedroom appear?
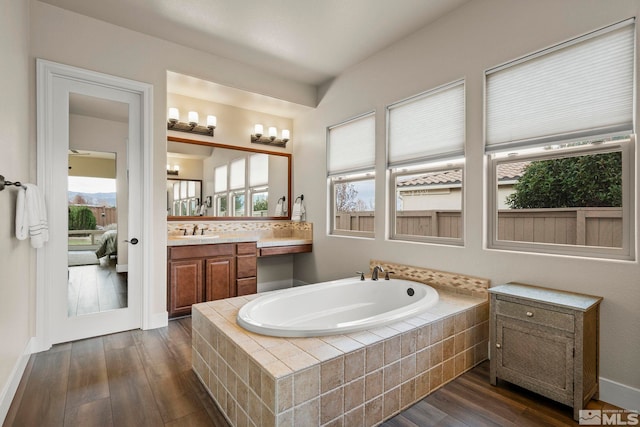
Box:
[67,149,128,316]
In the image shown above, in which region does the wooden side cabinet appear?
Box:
[489,283,602,421]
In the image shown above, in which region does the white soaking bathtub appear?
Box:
[237,277,439,337]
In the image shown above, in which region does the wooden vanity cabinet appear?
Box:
[167,242,257,317]
[489,283,602,421]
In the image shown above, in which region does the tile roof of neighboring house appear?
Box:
[397,161,529,187]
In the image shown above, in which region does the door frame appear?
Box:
[34,59,154,351]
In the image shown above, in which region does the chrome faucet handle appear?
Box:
[384,271,395,280]
[356,271,365,281]
[371,265,384,281]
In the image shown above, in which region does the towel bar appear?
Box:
[0,175,22,192]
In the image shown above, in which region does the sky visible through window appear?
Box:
[68,177,116,193]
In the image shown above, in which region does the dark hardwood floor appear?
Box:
[3,317,228,427]
[4,318,618,427]
[67,257,127,317]
[382,361,619,427]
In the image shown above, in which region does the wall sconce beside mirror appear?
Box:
[251,124,290,147]
[167,107,217,137]
[167,136,291,220]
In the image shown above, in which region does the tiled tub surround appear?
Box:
[168,221,312,247]
[192,266,490,426]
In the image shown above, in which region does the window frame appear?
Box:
[327,111,376,238]
[386,79,466,245]
[389,161,465,245]
[487,139,635,260]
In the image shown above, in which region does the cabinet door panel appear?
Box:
[496,317,574,405]
[169,259,204,317]
[206,257,234,301]
[237,254,257,278]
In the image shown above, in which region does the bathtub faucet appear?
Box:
[371,265,385,281]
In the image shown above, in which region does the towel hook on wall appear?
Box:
[0,174,22,192]
[295,194,304,202]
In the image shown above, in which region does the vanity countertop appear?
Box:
[167,234,312,248]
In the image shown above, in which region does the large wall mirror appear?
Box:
[167,136,291,220]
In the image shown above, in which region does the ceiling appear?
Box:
[40,0,469,87]
[46,0,470,117]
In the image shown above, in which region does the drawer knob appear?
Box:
[526,311,534,317]
[496,343,501,349]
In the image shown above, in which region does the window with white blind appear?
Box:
[387,80,465,244]
[486,19,635,260]
[327,112,376,237]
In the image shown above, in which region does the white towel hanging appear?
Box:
[292,199,305,221]
[15,183,49,248]
[275,198,284,216]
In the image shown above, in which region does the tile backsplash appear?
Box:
[369,260,489,299]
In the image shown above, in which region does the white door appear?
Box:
[39,64,145,345]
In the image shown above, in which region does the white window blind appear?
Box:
[249,153,269,187]
[388,80,465,166]
[486,19,635,153]
[328,112,375,176]
[214,165,227,192]
[229,158,245,189]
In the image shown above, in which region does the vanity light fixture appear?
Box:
[167,164,180,176]
[167,107,216,137]
[251,124,290,147]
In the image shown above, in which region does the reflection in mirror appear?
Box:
[167,179,202,216]
[167,136,291,220]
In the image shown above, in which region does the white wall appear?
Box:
[0,0,32,422]
[292,0,640,403]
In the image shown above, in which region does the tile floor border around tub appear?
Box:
[192,290,489,427]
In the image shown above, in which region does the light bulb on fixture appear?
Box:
[207,115,217,129]
[268,127,277,140]
[188,111,199,126]
[168,108,179,123]
[173,165,180,172]
[254,124,263,137]
[282,129,290,142]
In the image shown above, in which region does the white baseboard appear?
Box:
[0,337,35,425]
[116,263,128,273]
[600,377,640,411]
[145,311,168,329]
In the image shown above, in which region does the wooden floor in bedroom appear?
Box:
[4,316,620,427]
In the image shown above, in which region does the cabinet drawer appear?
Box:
[169,243,234,260]
[237,254,257,278]
[237,277,257,296]
[495,299,574,332]
[237,242,257,255]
